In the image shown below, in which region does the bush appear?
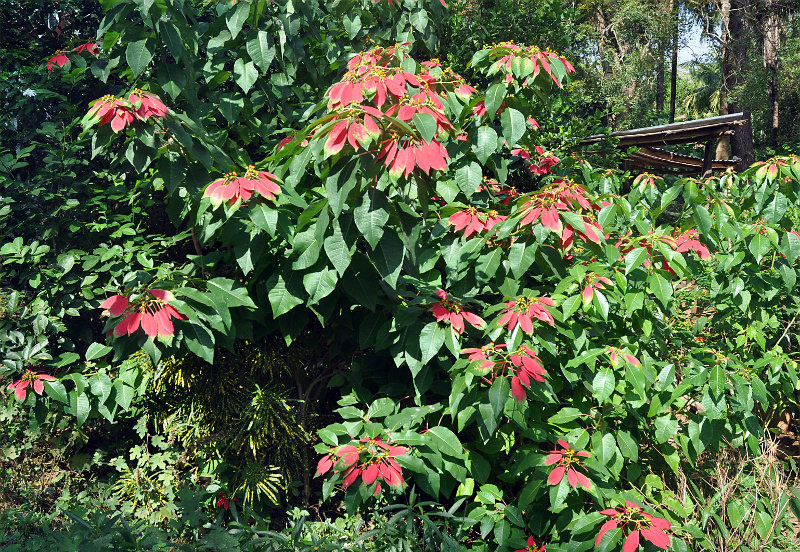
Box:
[3,1,800,551]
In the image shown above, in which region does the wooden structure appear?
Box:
[580,113,750,175]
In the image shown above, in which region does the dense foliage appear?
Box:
[3,1,800,551]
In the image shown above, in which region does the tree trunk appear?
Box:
[656,40,665,112]
[669,0,678,123]
[719,0,754,167]
[762,0,781,149]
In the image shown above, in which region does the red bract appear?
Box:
[73,42,99,56]
[315,436,410,496]
[102,289,187,338]
[632,172,662,192]
[461,343,507,370]
[204,166,281,205]
[449,207,507,239]
[582,273,613,304]
[377,136,449,178]
[498,297,555,334]
[544,439,592,490]
[47,51,70,74]
[596,501,671,552]
[128,89,169,121]
[519,178,596,234]
[512,146,559,175]
[509,345,546,400]
[515,536,545,552]
[430,289,484,335]
[215,492,239,510]
[674,230,710,259]
[8,371,56,401]
[87,95,136,132]
[607,347,640,367]
[462,343,546,400]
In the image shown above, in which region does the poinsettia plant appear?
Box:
[6,0,800,550]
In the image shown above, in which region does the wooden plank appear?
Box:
[581,112,747,145]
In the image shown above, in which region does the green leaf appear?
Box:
[85,343,112,361]
[426,426,463,458]
[217,92,244,123]
[624,247,649,274]
[783,231,800,262]
[73,392,91,427]
[616,430,638,461]
[303,266,337,305]
[592,369,615,404]
[125,38,154,77]
[594,431,616,465]
[114,381,135,411]
[455,162,482,197]
[419,322,445,364]
[473,126,498,165]
[548,408,582,425]
[647,272,672,308]
[762,192,788,224]
[483,83,507,120]
[225,0,250,39]
[354,189,389,249]
[247,30,275,71]
[207,278,256,308]
[324,223,353,276]
[654,415,679,443]
[500,107,526,146]
[233,58,258,93]
[158,20,183,59]
[412,112,437,144]
[749,232,771,262]
[183,321,215,363]
[409,8,429,32]
[488,376,509,419]
[44,380,69,405]
[709,364,725,396]
[373,232,405,288]
[693,204,713,235]
[267,270,304,317]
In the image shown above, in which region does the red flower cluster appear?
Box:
[86,91,169,132]
[378,136,450,178]
[674,230,711,259]
[101,288,186,338]
[544,439,592,490]
[632,172,663,192]
[215,492,239,510]
[607,347,640,367]
[47,42,99,74]
[315,44,474,178]
[596,501,671,552]
[582,273,613,304]
[461,343,547,401]
[316,436,409,495]
[204,166,281,205]
[478,179,520,205]
[514,536,545,552]
[430,289,485,334]
[481,41,576,87]
[8,371,56,401]
[498,296,555,334]
[520,179,598,234]
[449,207,507,238]
[511,146,559,175]
[128,89,170,120]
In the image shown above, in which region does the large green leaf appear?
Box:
[426,426,463,458]
[126,38,154,77]
[267,270,305,317]
[225,0,251,39]
[473,126,498,165]
[354,188,389,249]
[233,58,258,93]
[247,30,275,71]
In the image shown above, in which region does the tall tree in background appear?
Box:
[716,0,755,164]
[760,0,782,148]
